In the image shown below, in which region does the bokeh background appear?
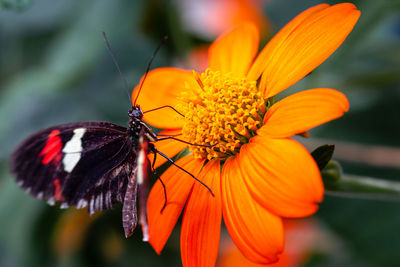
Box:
[0,0,399,266]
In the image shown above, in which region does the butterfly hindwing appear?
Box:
[10,121,134,210]
[122,130,152,238]
[83,152,137,214]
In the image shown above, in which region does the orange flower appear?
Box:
[177,0,269,38]
[133,3,360,266]
[217,219,319,267]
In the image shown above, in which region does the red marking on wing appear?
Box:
[53,178,64,201]
[139,141,150,170]
[138,138,151,241]
[39,130,63,165]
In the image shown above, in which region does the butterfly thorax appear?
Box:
[127,106,157,146]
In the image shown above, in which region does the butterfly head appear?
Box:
[128,106,144,121]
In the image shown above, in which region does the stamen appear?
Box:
[193,70,204,89]
[179,68,269,160]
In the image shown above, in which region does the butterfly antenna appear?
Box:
[133,36,168,106]
[102,31,131,105]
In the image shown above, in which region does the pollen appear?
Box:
[179,68,268,160]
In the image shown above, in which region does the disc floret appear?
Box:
[180,68,268,160]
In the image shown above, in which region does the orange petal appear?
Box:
[181,160,222,267]
[208,22,259,77]
[132,67,194,129]
[147,155,205,254]
[248,3,360,97]
[217,219,319,267]
[259,88,349,138]
[247,3,329,82]
[151,129,187,169]
[238,136,323,218]
[231,0,270,39]
[221,157,284,264]
[191,0,269,39]
[217,235,271,267]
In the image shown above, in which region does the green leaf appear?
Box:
[311,144,335,170]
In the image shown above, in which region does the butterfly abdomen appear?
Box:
[122,170,138,238]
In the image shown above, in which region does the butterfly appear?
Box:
[10,33,174,241]
[11,104,161,240]
[10,33,215,240]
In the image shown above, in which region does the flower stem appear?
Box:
[325,173,400,201]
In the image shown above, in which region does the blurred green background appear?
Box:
[0,0,399,266]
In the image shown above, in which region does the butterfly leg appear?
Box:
[150,152,168,213]
[153,148,214,197]
[155,136,217,148]
[143,105,184,117]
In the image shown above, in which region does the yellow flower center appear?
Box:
[179,68,268,160]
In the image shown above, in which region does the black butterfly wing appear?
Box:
[82,152,137,214]
[10,121,135,213]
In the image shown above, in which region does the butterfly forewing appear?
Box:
[10,121,134,211]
